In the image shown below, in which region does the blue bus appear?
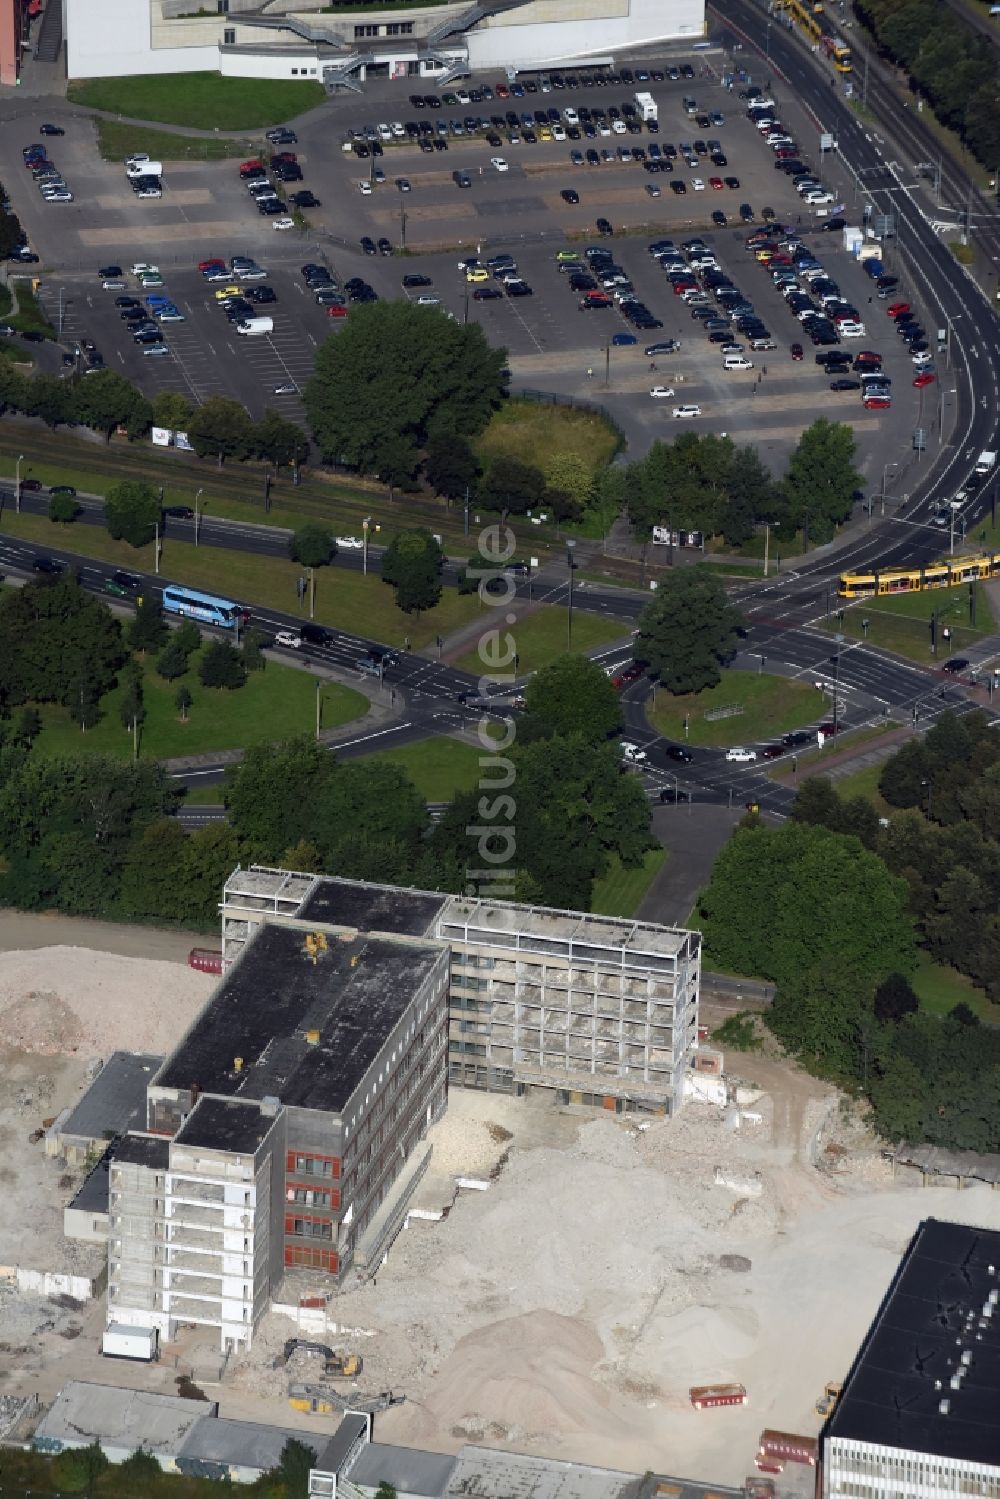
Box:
[161,584,248,629]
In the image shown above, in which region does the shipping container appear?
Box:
[188,948,223,974]
[758,1430,817,1466]
[690,1383,748,1409]
[102,1324,159,1362]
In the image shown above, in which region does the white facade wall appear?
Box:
[466,0,705,69]
[824,1436,1000,1499]
[65,0,217,77]
[218,50,322,80]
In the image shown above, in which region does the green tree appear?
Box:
[255,408,309,468]
[173,618,203,658]
[47,492,80,524]
[0,215,23,261]
[780,418,861,544]
[289,524,336,568]
[118,1447,163,1486]
[477,456,547,518]
[543,451,595,510]
[381,528,442,614]
[376,1483,400,1499]
[225,737,334,859]
[768,961,875,1081]
[175,684,193,721]
[276,1436,320,1499]
[0,574,126,712]
[179,823,244,927]
[521,654,623,746]
[879,737,932,808]
[151,389,193,431]
[23,373,72,428]
[105,479,161,549]
[425,430,479,500]
[697,820,916,989]
[118,818,189,922]
[119,660,145,736]
[68,675,100,732]
[72,369,150,443]
[52,1439,109,1493]
[242,626,266,673]
[628,433,735,539]
[198,639,247,690]
[724,445,775,546]
[127,595,168,655]
[156,639,189,681]
[187,394,255,467]
[873,970,920,1023]
[15,706,41,745]
[304,300,507,475]
[634,566,743,694]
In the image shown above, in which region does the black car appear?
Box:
[830,377,861,391]
[711,211,727,227]
[8,247,39,263]
[561,189,580,204]
[360,237,377,256]
[596,217,613,235]
[98,263,123,278]
[32,556,64,574]
[164,506,195,519]
[300,623,333,647]
[105,570,142,597]
[20,329,46,342]
[506,282,533,297]
[665,744,694,763]
[377,238,393,256]
[402,273,432,288]
[942,657,970,674]
[782,729,814,748]
[248,286,277,304]
[670,179,687,194]
[290,190,320,208]
[49,484,77,498]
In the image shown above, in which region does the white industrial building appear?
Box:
[63,0,705,87]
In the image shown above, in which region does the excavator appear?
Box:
[815,1381,842,1417]
[274,1338,363,1377]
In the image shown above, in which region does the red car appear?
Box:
[326,305,348,317]
[790,342,803,360]
[887,302,911,319]
[270,150,297,163]
[495,82,509,97]
[198,257,225,272]
[854,350,882,366]
[913,371,936,388]
[864,395,891,409]
[709,176,724,190]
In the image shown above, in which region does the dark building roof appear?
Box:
[68,1151,112,1215]
[297,877,448,937]
[314,1413,369,1474]
[157,924,444,1113]
[61,1052,164,1142]
[110,1133,169,1170]
[825,1217,1000,1470]
[175,1097,277,1155]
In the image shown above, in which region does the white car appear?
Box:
[336,535,365,550]
[804,190,834,205]
[838,322,865,338]
[42,189,73,201]
[611,119,627,134]
[358,180,373,195]
[275,630,302,649]
[725,746,758,763]
[912,350,933,367]
[672,404,702,419]
[273,382,297,395]
[620,741,648,763]
[131,262,159,276]
[691,177,705,191]
[490,156,509,172]
[417,294,441,305]
[272,217,295,231]
[650,386,676,399]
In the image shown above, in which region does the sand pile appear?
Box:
[0,947,213,1054]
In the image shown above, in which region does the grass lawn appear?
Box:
[9,281,55,337]
[911,951,994,1022]
[33,651,366,762]
[67,73,324,130]
[475,398,621,477]
[591,846,667,918]
[648,669,820,748]
[767,724,902,784]
[829,757,893,808]
[825,585,995,663]
[366,735,484,801]
[453,603,628,676]
[180,782,227,805]
[95,119,257,162]
[0,510,484,651]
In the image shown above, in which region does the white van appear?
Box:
[724,354,754,370]
[235,316,274,336]
[126,160,162,179]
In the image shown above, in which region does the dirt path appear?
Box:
[0,910,204,963]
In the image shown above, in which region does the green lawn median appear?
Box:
[647,668,820,748]
[33,651,366,762]
[95,119,259,162]
[590,847,666,918]
[822,586,995,663]
[0,509,484,652]
[364,735,484,801]
[453,604,628,676]
[68,73,324,130]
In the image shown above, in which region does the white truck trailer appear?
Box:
[635,91,657,121]
[102,1324,159,1361]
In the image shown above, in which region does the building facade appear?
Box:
[822,1217,1000,1498]
[63,0,706,85]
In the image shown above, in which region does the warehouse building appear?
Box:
[822,1217,1000,1499]
[104,869,699,1353]
[62,0,705,85]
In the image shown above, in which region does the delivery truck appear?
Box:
[634,91,657,121]
[126,160,162,179]
[974,450,996,476]
[102,1324,159,1362]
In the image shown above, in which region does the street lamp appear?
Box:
[15,453,24,514]
[362,516,372,576]
[194,487,204,546]
[920,777,933,819]
[880,461,897,516]
[832,631,843,739]
[565,539,577,647]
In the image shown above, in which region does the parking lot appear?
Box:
[3,57,937,469]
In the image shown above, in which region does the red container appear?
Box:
[188,948,223,975]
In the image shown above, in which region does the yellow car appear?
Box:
[214,285,241,299]
[538,125,553,141]
[555,249,578,262]
[466,267,489,283]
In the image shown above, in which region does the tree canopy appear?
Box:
[0,575,126,712]
[381,528,443,614]
[105,479,161,549]
[521,654,623,746]
[780,418,861,545]
[303,301,507,479]
[634,567,743,694]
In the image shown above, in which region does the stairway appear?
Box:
[34,0,63,63]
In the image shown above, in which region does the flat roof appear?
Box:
[447,1446,643,1499]
[157,924,444,1112]
[297,877,449,937]
[34,1381,211,1456]
[60,1052,163,1142]
[315,1413,369,1474]
[175,1096,275,1155]
[110,1133,169,1170]
[351,1440,455,1498]
[178,1415,324,1472]
[825,1217,1000,1468]
[68,1151,111,1214]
